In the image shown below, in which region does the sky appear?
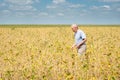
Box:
[0,0,120,24]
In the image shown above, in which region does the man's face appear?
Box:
[71,27,77,32]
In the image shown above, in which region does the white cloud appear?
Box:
[117,8,120,11]
[99,0,120,2]
[57,13,64,16]
[82,10,88,12]
[69,4,85,8]
[90,6,99,10]
[80,13,86,16]
[0,3,6,7]
[35,0,40,3]
[2,10,11,13]
[5,0,33,5]
[91,5,111,10]
[15,12,35,17]
[53,0,66,4]
[38,12,48,16]
[0,10,12,16]
[101,5,111,10]
[9,4,36,11]
[46,5,57,9]
[49,15,56,18]
[15,12,25,16]
[5,0,37,11]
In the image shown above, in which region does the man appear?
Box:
[71,24,87,55]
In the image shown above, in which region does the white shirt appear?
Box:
[74,29,86,46]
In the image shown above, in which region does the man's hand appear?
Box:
[71,45,74,50]
[71,44,76,50]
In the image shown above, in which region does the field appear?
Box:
[0,25,120,80]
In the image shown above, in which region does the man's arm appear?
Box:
[76,38,87,49]
[71,43,77,50]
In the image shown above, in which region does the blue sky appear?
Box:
[0,0,120,24]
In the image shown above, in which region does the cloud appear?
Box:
[5,0,33,5]
[57,13,64,16]
[117,8,120,11]
[49,15,56,18]
[91,5,111,10]
[98,0,120,2]
[5,0,37,11]
[46,5,57,9]
[0,10,12,16]
[38,12,49,16]
[2,10,11,13]
[0,3,6,7]
[80,13,86,16]
[9,5,36,11]
[15,12,26,16]
[15,12,33,17]
[90,6,99,10]
[101,5,111,10]
[35,0,40,3]
[53,0,66,4]
[69,4,85,8]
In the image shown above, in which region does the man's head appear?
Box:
[71,24,78,32]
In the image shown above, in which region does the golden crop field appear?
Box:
[0,25,120,80]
